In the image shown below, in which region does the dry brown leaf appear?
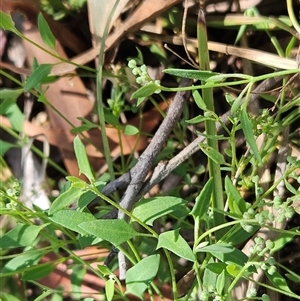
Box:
[87,0,130,48]
[51,0,182,75]
[21,20,93,176]
[0,0,86,54]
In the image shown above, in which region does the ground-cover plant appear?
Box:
[0,1,300,300]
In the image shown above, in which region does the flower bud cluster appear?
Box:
[254,109,280,138]
[1,180,21,209]
[273,196,295,223]
[249,237,275,257]
[241,207,256,232]
[128,59,161,94]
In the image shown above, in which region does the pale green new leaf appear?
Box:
[105,278,115,301]
[123,124,139,135]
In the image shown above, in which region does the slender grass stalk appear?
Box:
[286,0,300,35]
[96,0,121,182]
[197,10,225,237]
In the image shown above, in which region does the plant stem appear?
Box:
[95,0,121,182]
[197,10,225,238]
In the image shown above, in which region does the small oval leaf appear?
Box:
[24,64,53,91]
[123,124,139,136]
[157,229,194,262]
[74,136,95,182]
[131,83,159,99]
[37,13,56,49]
[126,254,160,298]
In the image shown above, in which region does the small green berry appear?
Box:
[140,64,147,73]
[266,240,274,250]
[262,294,270,301]
[247,288,257,298]
[261,263,267,270]
[267,265,277,275]
[128,59,136,68]
[267,257,275,265]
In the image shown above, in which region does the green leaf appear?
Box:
[74,136,95,182]
[0,88,23,101]
[190,178,213,220]
[49,210,97,236]
[163,69,218,80]
[106,278,115,301]
[285,272,300,283]
[196,243,235,254]
[132,196,186,226]
[203,260,217,291]
[126,254,160,298]
[0,12,19,34]
[225,224,260,245]
[49,184,84,215]
[37,13,56,49]
[0,223,47,249]
[211,247,248,267]
[224,93,235,105]
[185,114,215,124]
[192,90,207,110]
[216,270,225,295]
[1,249,45,274]
[271,227,299,254]
[123,124,139,136]
[22,262,55,280]
[197,243,248,267]
[0,292,22,301]
[226,263,242,277]
[71,265,86,300]
[131,83,159,99]
[265,270,294,294]
[0,140,17,156]
[2,102,24,132]
[206,262,227,274]
[240,109,262,164]
[225,176,248,216]
[157,229,194,262]
[98,265,113,277]
[24,64,53,91]
[198,143,225,164]
[79,219,140,246]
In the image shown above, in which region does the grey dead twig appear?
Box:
[101,75,284,279]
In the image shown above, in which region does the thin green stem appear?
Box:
[286,0,300,35]
[95,1,120,182]
[197,10,225,238]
